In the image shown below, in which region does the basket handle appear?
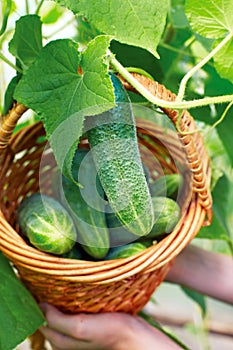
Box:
[119,73,212,223]
[0,76,212,223]
[0,102,27,152]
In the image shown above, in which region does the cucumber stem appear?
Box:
[176,32,233,102]
[0,51,23,73]
[0,0,12,36]
[109,52,233,111]
[35,0,45,15]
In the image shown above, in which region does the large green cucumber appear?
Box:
[85,73,154,236]
[17,193,77,255]
[61,148,110,259]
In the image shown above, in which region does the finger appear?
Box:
[40,325,91,350]
[41,304,128,345]
[41,304,89,341]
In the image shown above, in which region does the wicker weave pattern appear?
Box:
[0,75,212,316]
[17,263,171,314]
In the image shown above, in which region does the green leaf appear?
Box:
[9,14,42,71]
[3,74,21,114]
[186,0,233,39]
[197,121,231,189]
[212,174,233,238]
[0,0,12,36]
[197,174,233,247]
[170,0,189,29]
[0,252,45,350]
[216,107,233,167]
[214,38,233,83]
[186,0,233,82]
[76,16,101,45]
[14,36,114,180]
[56,0,169,58]
[138,311,189,350]
[181,286,207,317]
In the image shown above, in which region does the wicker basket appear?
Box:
[0,75,212,318]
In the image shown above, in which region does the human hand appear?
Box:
[40,303,181,350]
[166,245,233,304]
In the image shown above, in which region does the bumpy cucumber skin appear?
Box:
[85,73,154,236]
[17,193,77,255]
[105,242,149,260]
[61,149,110,259]
[149,174,183,199]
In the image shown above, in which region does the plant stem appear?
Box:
[125,67,154,80]
[208,100,233,131]
[176,32,233,102]
[35,0,45,15]
[0,52,23,73]
[25,0,30,14]
[110,53,233,110]
[0,0,12,36]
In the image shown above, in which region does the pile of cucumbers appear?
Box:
[17,73,182,261]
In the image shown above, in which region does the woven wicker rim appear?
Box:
[0,74,212,284]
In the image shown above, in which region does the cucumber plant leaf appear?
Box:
[186,0,233,39]
[3,74,21,114]
[14,35,114,180]
[76,16,101,46]
[0,252,45,350]
[197,174,233,250]
[9,14,42,71]
[170,0,189,29]
[4,15,42,114]
[216,108,233,167]
[186,0,233,82]
[56,0,169,58]
[198,121,231,189]
[214,38,233,82]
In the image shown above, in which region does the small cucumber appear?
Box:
[17,193,77,255]
[149,174,183,199]
[85,73,154,236]
[105,242,149,260]
[61,148,110,259]
[145,197,181,239]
